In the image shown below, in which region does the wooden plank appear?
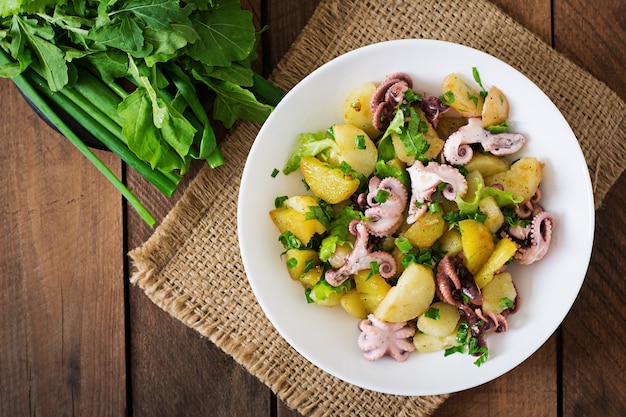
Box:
[125,1,275,416]
[560,174,626,417]
[0,79,126,416]
[554,0,626,101]
[554,1,626,415]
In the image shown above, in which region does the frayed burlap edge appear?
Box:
[130,1,626,416]
[130,121,450,417]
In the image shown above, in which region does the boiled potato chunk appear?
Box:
[485,157,544,203]
[374,263,435,322]
[458,219,495,275]
[270,195,327,245]
[299,267,323,288]
[481,86,510,128]
[474,236,518,288]
[402,211,447,249]
[417,301,461,337]
[481,272,517,314]
[354,270,391,313]
[300,156,360,204]
[326,124,378,176]
[479,196,505,233]
[340,289,369,319]
[464,153,509,177]
[327,242,353,269]
[390,108,444,164]
[462,170,484,203]
[413,328,461,353]
[437,229,463,257]
[342,82,380,139]
[284,248,318,280]
[441,73,484,117]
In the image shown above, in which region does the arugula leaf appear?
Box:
[120,0,192,31]
[12,15,68,91]
[380,105,429,160]
[209,78,273,127]
[1,0,58,18]
[185,0,256,67]
[381,106,405,141]
[118,88,185,171]
[318,207,365,262]
[373,159,410,191]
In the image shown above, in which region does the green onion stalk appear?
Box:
[0,49,157,227]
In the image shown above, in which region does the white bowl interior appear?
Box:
[238,39,594,395]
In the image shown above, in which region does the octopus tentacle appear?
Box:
[370,72,413,132]
[325,221,397,286]
[436,256,482,307]
[514,211,555,265]
[362,176,408,237]
[501,194,555,265]
[406,161,467,223]
[443,117,526,165]
[418,93,449,127]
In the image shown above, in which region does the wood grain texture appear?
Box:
[1,0,623,416]
[554,0,626,101]
[0,79,126,416]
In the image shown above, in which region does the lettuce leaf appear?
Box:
[283,131,337,174]
[456,177,522,214]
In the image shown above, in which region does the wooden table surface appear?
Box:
[1,1,624,416]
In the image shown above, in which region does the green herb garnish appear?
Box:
[424,307,440,320]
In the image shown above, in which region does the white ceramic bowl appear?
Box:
[238,39,594,395]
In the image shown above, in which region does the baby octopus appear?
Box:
[418,93,450,127]
[405,160,467,224]
[369,72,413,132]
[359,176,408,237]
[502,190,555,265]
[437,256,518,355]
[443,117,526,165]
[436,255,483,307]
[325,220,396,287]
[357,314,416,362]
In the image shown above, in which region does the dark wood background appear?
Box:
[1,1,624,416]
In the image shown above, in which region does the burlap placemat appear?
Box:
[129,0,626,416]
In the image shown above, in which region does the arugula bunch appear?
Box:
[0,0,284,226]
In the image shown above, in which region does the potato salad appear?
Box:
[269,69,555,365]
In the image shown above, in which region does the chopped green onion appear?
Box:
[440,91,455,105]
[500,297,515,310]
[271,168,279,178]
[366,261,380,279]
[286,257,298,269]
[355,134,366,149]
[375,189,390,203]
[395,236,413,253]
[424,307,440,320]
[278,231,302,250]
[274,196,288,208]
